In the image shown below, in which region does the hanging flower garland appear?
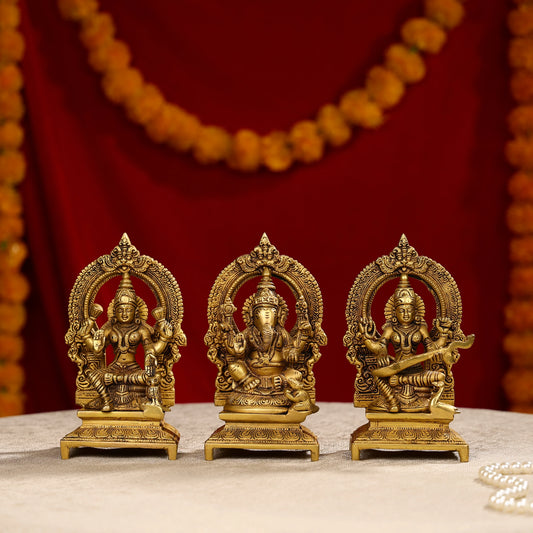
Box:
[0,0,28,417]
[58,0,465,172]
[504,0,533,413]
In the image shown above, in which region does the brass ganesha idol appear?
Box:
[204,234,327,460]
[344,235,474,461]
[60,234,186,459]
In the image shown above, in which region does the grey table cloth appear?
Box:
[1,403,532,532]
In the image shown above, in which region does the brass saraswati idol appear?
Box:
[60,234,186,459]
[204,234,327,460]
[344,235,474,461]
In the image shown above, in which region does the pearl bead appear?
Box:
[504,500,516,512]
[479,460,533,514]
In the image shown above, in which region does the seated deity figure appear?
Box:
[345,236,473,461]
[358,274,452,414]
[75,272,173,412]
[221,269,316,413]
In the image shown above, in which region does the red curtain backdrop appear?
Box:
[19,0,511,413]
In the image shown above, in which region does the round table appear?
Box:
[1,403,532,532]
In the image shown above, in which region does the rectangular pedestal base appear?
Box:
[60,410,180,460]
[350,413,469,462]
[204,422,319,461]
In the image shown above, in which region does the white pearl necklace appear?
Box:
[478,462,533,513]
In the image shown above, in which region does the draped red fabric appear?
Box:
[19,0,510,413]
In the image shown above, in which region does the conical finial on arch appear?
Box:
[398,234,409,246]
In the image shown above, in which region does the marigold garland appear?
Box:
[57,0,466,172]
[504,1,533,413]
[0,0,27,417]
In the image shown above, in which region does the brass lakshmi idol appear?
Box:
[344,235,474,461]
[60,234,186,459]
[204,234,327,461]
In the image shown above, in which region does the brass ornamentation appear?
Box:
[204,234,327,460]
[344,235,473,461]
[60,234,186,459]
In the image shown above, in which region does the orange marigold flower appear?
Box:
[506,136,533,169]
[511,70,533,103]
[0,272,29,303]
[0,4,20,30]
[88,39,131,73]
[0,64,23,92]
[0,122,23,150]
[509,106,533,136]
[505,299,533,331]
[80,12,115,50]
[0,150,24,185]
[147,104,203,150]
[102,67,143,104]
[401,18,447,54]
[0,185,21,216]
[339,89,384,129]
[316,104,351,147]
[425,0,465,30]
[508,202,533,234]
[0,215,23,241]
[509,171,533,200]
[0,391,23,416]
[510,266,533,296]
[145,103,176,143]
[261,131,293,172]
[385,44,426,84]
[504,332,533,367]
[510,37,533,71]
[228,129,261,172]
[289,120,325,164]
[0,28,24,62]
[0,362,24,393]
[0,335,23,362]
[166,108,201,152]
[504,368,533,403]
[57,0,98,22]
[0,91,24,121]
[366,66,405,109]
[192,126,231,165]
[125,83,164,125]
[0,240,27,271]
[510,236,533,263]
[509,5,533,36]
[0,302,25,334]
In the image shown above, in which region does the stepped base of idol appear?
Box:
[60,407,180,460]
[350,409,469,462]
[204,408,319,461]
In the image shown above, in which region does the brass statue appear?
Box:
[60,234,186,459]
[344,235,474,461]
[204,234,327,460]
